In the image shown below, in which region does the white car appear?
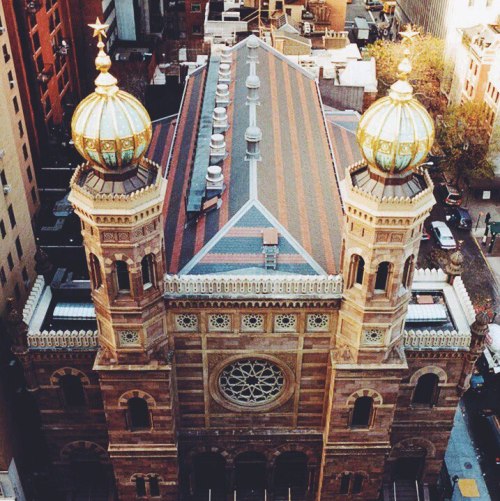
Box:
[430,221,457,249]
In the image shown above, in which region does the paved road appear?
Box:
[417,182,500,314]
[346,0,377,25]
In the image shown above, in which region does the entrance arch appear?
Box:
[235,452,267,497]
[193,452,226,500]
[274,451,308,499]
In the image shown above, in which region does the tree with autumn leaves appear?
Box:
[366,30,496,183]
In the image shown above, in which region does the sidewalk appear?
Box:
[472,228,500,291]
[444,406,491,501]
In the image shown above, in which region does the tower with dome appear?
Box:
[10,22,491,501]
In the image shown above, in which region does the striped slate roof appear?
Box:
[159,38,345,276]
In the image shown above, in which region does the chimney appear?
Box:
[210,133,227,162]
[215,83,230,106]
[205,165,224,194]
[213,107,229,133]
[246,75,260,105]
[218,63,231,83]
[245,126,262,161]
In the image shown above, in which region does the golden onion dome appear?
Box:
[356,28,435,174]
[71,19,152,172]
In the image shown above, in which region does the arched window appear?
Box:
[135,476,146,497]
[352,473,364,494]
[141,254,155,289]
[149,476,160,497]
[89,253,102,289]
[339,473,351,494]
[127,397,151,430]
[412,373,439,406]
[60,375,86,408]
[115,260,130,292]
[402,255,414,288]
[350,396,373,428]
[348,254,365,288]
[375,261,391,292]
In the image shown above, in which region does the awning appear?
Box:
[53,303,96,320]
[406,304,448,323]
[458,478,480,498]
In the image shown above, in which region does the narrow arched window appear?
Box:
[339,473,351,494]
[150,476,160,497]
[402,255,414,288]
[116,260,130,291]
[141,254,155,289]
[350,396,373,428]
[352,474,364,494]
[412,373,439,406]
[89,253,102,289]
[135,476,146,497]
[375,261,391,292]
[355,256,365,285]
[60,374,85,408]
[127,397,150,430]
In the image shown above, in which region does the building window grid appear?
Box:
[7,253,14,271]
[15,237,23,259]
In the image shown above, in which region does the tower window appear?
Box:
[352,473,364,494]
[141,254,155,289]
[402,255,414,288]
[374,261,391,292]
[339,473,351,494]
[115,260,130,291]
[150,476,160,497]
[135,476,146,497]
[355,256,365,285]
[90,254,102,289]
[412,373,439,406]
[127,397,151,430]
[60,375,86,408]
[348,254,364,288]
[350,396,373,428]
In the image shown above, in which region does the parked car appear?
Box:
[421,227,431,241]
[446,207,472,230]
[438,184,463,206]
[365,0,383,11]
[430,221,457,249]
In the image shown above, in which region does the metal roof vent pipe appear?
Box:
[215,83,230,106]
[246,75,260,105]
[218,63,231,83]
[245,126,262,161]
[210,133,227,162]
[213,107,229,133]
[246,35,260,64]
[205,165,224,194]
[221,46,233,63]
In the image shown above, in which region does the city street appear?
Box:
[346,0,379,25]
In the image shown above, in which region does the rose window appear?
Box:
[175,314,198,331]
[119,330,139,346]
[306,313,329,331]
[241,314,264,331]
[363,329,383,344]
[274,314,297,332]
[208,314,231,331]
[218,359,284,406]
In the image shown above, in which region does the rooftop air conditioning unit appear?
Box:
[3,184,12,195]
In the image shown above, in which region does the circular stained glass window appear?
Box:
[218,359,285,406]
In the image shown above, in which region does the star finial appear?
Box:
[399,24,419,45]
[89,18,109,42]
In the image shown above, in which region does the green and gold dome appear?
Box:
[356,29,434,175]
[71,19,152,172]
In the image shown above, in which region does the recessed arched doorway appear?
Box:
[193,452,226,500]
[391,447,427,481]
[234,452,267,499]
[274,452,309,500]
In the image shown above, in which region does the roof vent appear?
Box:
[221,46,233,63]
[246,75,260,104]
[210,133,227,162]
[246,36,260,63]
[218,63,231,83]
[215,83,230,106]
[206,165,224,193]
[213,107,229,133]
[245,126,262,161]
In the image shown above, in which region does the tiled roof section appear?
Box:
[162,38,344,275]
[325,109,363,181]
[186,204,319,275]
[147,114,177,176]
